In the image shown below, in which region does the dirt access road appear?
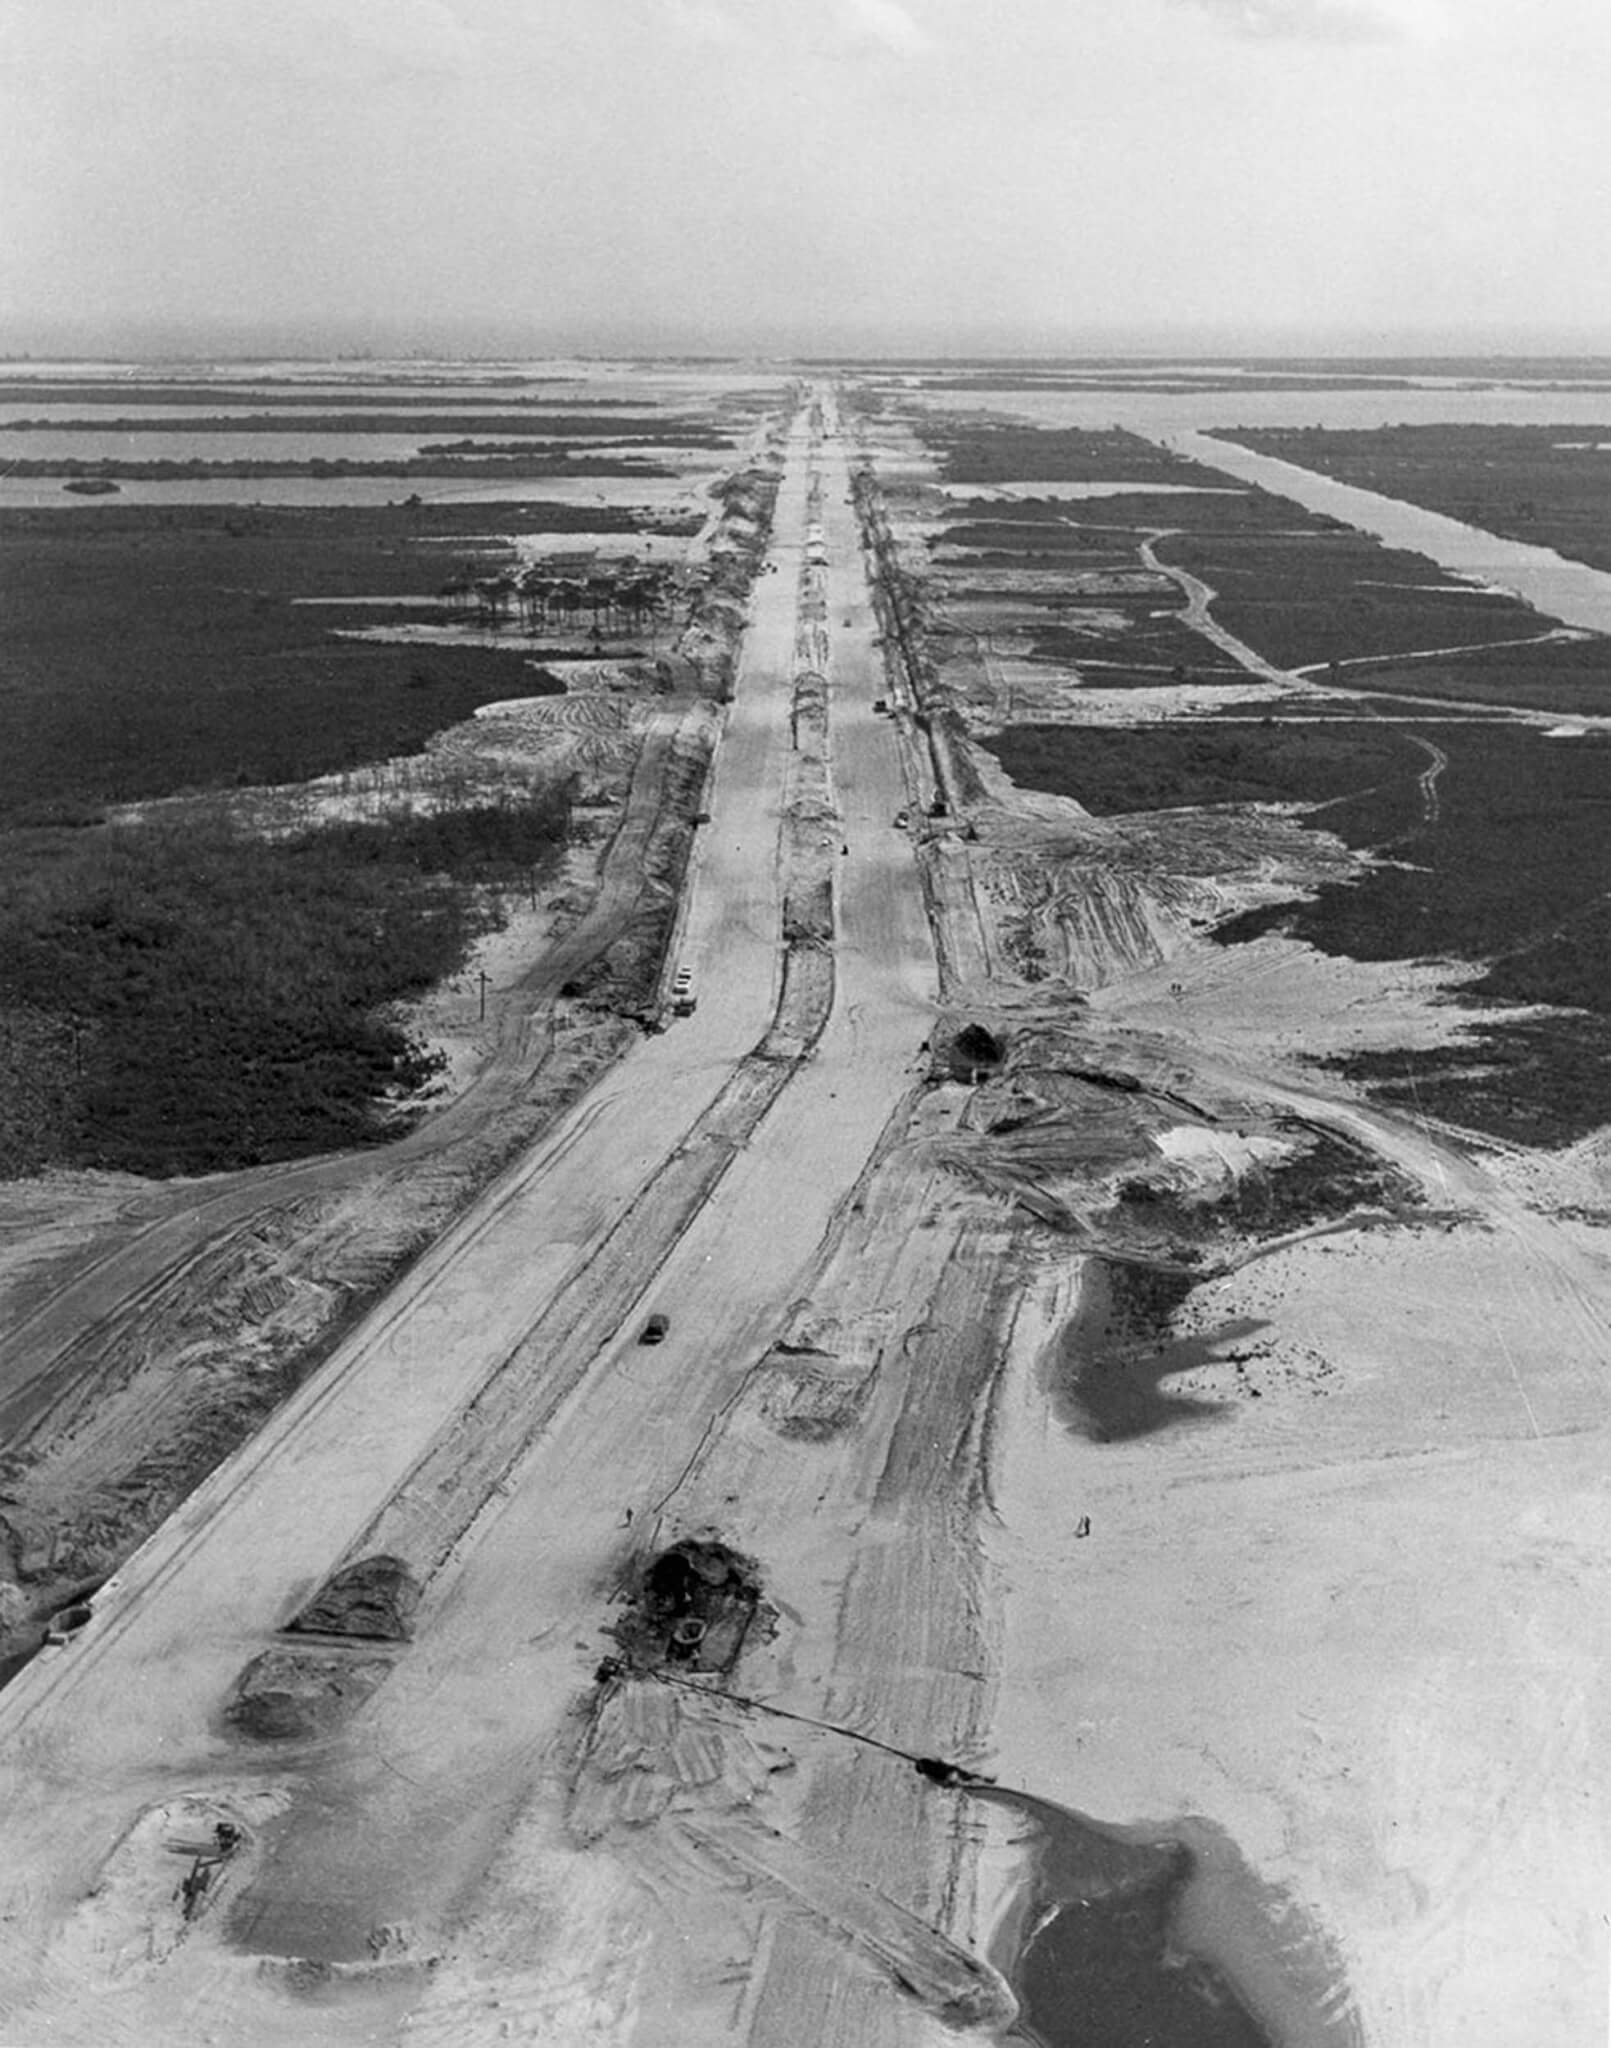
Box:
[0,397,987,2043]
[0,698,699,1448]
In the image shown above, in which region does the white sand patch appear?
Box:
[936,480,1248,500]
[988,1241,1610,2047]
[1151,1124,1295,1177]
[1473,1117,1611,1222]
[293,594,453,608]
[975,661,1283,726]
[0,1170,158,1309]
[1093,933,1490,1068]
[433,474,720,510]
[401,849,594,1105]
[970,677,1303,728]
[507,529,696,565]
[330,623,593,651]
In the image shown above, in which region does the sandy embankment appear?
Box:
[856,403,1611,2043]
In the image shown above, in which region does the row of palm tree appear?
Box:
[437,561,679,639]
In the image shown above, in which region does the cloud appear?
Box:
[655,0,744,44]
[1176,0,1449,43]
[349,1,486,71]
[829,0,935,55]
[87,1,487,90]
[646,0,933,60]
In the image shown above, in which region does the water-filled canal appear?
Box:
[1163,428,1611,639]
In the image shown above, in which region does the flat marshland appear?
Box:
[0,364,1606,2048]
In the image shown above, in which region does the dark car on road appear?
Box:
[639,1313,670,1345]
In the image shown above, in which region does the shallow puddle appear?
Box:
[976,1787,1360,2048]
[1051,1258,1266,1442]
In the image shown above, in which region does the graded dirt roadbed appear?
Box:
[0,402,975,2044]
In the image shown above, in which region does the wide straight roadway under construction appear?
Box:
[0,393,1019,2047]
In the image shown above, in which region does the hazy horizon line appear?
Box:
[3,318,1610,367]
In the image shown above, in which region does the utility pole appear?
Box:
[478,970,488,1022]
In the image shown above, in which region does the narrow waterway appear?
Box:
[1156,428,1611,638]
[935,379,1611,636]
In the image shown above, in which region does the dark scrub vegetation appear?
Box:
[985,720,1413,815]
[0,793,570,1178]
[1149,525,1547,668]
[916,422,1225,486]
[0,413,730,441]
[988,715,1611,1145]
[5,454,675,481]
[0,500,669,822]
[0,499,614,1176]
[931,468,1557,686]
[1215,422,1611,575]
[1320,633,1611,717]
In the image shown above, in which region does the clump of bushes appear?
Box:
[0,792,570,1178]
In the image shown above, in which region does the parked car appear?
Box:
[639,1313,670,1345]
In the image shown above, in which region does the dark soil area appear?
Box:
[610,1539,768,1678]
[0,500,664,821]
[288,1555,422,1641]
[227,1644,393,1741]
[0,797,569,1176]
[1216,423,1611,575]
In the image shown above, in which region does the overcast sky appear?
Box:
[1,0,1607,355]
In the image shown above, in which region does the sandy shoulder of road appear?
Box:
[983,1218,1608,2046]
